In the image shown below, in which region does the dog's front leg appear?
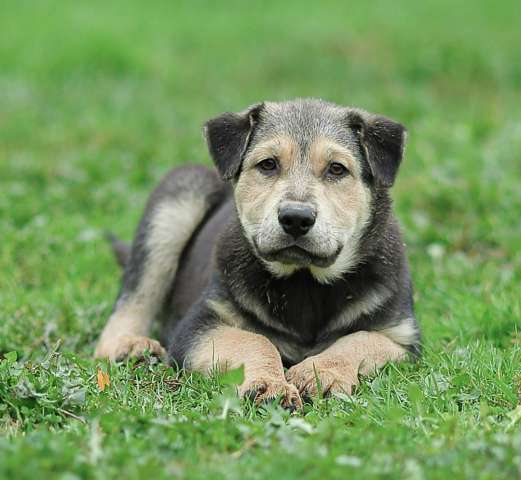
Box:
[186,326,302,410]
[286,330,407,398]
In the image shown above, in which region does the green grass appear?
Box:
[1,0,520,478]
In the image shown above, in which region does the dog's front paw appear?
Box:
[238,377,303,411]
[95,334,166,362]
[286,356,359,398]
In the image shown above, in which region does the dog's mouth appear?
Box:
[254,242,342,268]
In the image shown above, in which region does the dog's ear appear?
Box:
[203,103,264,181]
[348,110,407,188]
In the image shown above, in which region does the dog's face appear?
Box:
[205,99,406,283]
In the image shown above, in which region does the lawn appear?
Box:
[1,0,520,478]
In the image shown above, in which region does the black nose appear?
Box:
[278,204,316,238]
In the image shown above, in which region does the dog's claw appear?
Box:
[286,358,359,399]
[239,378,303,410]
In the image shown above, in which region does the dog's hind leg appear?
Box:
[95,166,225,361]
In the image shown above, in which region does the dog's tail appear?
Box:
[104,232,131,268]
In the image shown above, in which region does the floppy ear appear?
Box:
[348,110,407,188]
[203,103,264,181]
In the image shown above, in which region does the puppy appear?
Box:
[95,98,420,409]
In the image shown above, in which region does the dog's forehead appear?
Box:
[255,99,356,149]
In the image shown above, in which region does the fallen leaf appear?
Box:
[97,369,111,392]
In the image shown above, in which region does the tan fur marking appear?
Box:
[206,300,244,329]
[233,293,295,335]
[241,135,298,171]
[377,317,419,347]
[308,137,361,178]
[286,331,406,396]
[188,326,302,408]
[324,285,392,334]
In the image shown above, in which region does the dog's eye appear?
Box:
[257,158,278,173]
[326,162,349,178]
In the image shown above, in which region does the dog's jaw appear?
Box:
[250,235,346,282]
[253,225,366,284]
[257,244,360,284]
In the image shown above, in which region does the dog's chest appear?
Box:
[264,272,348,344]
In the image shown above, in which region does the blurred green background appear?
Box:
[0,1,520,478]
[1,0,520,352]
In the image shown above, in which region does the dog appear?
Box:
[95,98,420,409]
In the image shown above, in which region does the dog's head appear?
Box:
[204,99,406,283]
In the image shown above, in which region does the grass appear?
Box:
[1,0,520,478]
